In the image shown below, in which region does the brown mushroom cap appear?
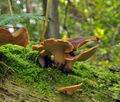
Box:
[68,37,86,49]
[32,44,44,52]
[38,38,74,64]
[13,28,29,47]
[41,38,74,53]
[65,44,99,61]
[0,28,13,44]
[68,36,99,50]
[0,27,29,47]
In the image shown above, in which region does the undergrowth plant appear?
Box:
[0,13,44,26]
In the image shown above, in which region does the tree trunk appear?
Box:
[26,0,32,13]
[42,0,60,39]
[42,0,49,38]
[49,0,60,38]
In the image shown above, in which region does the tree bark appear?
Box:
[49,0,60,38]
[42,0,60,39]
[26,0,32,13]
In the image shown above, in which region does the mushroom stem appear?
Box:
[52,50,65,65]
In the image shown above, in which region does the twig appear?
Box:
[8,0,13,16]
[7,0,17,28]
[40,0,51,42]
[63,0,71,38]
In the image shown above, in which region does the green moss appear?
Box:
[0,44,119,101]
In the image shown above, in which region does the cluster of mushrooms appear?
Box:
[0,27,99,73]
[0,27,100,95]
[32,36,99,73]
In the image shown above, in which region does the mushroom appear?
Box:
[32,45,53,67]
[68,37,87,50]
[37,38,74,65]
[68,36,100,50]
[38,50,54,67]
[32,44,44,51]
[67,36,99,57]
[57,83,82,95]
[32,38,74,67]
[63,45,99,72]
[61,36,99,72]
[0,27,29,47]
[32,37,99,73]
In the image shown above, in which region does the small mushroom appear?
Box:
[32,44,53,67]
[39,50,54,67]
[32,44,44,51]
[57,84,82,95]
[64,45,99,72]
[62,36,99,72]
[68,37,87,50]
[68,36,100,50]
[0,27,29,47]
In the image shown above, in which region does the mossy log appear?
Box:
[0,61,14,79]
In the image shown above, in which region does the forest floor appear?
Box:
[0,79,43,102]
[0,44,120,102]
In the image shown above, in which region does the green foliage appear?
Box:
[95,42,120,64]
[59,0,120,46]
[111,43,120,62]
[0,13,44,26]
